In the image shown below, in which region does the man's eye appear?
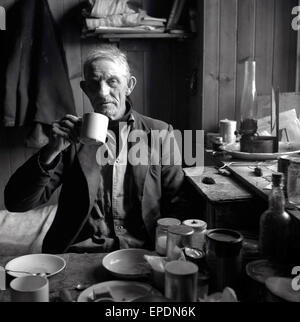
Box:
[108,79,118,86]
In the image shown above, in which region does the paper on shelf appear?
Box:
[94,26,165,33]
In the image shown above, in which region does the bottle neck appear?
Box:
[269,185,285,212]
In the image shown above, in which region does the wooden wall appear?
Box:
[0,0,192,209]
[193,0,299,132]
[0,0,299,209]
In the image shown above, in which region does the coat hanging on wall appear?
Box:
[0,0,76,148]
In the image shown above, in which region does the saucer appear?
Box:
[102,248,153,279]
[77,281,161,302]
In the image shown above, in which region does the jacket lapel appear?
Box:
[129,111,151,199]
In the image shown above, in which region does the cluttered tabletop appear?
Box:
[0,242,299,302]
[0,250,237,303]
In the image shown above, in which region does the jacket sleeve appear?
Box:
[4,146,69,212]
[160,124,187,220]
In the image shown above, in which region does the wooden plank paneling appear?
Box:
[171,41,190,130]
[143,44,150,118]
[80,36,97,114]
[236,0,256,123]
[120,41,146,115]
[258,92,300,117]
[201,0,297,131]
[218,0,238,122]
[143,41,173,122]
[273,0,291,91]
[202,0,220,132]
[186,1,204,131]
[127,50,145,115]
[79,0,95,114]
[255,0,275,95]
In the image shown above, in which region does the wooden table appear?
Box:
[183,166,265,240]
[184,161,300,264]
[225,161,300,221]
[0,253,111,302]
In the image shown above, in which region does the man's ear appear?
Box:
[126,76,137,96]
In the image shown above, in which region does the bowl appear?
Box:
[5,254,66,278]
[102,249,153,279]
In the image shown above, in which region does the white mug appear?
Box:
[219,119,237,144]
[10,275,49,302]
[80,113,109,145]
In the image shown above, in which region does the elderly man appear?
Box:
[4,45,185,254]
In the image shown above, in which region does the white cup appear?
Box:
[80,112,109,145]
[10,275,49,302]
[219,119,237,144]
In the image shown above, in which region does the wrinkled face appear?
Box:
[82,58,136,120]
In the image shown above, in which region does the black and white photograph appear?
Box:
[0,0,300,308]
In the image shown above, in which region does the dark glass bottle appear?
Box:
[259,173,291,265]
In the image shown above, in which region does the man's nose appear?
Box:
[98,80,110,97]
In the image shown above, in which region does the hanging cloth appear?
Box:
[0,0,76,148]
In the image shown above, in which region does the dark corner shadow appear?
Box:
[59,1,89,46]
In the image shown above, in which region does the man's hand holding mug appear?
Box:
[40,113,109,165]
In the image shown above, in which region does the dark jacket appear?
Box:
[0,0,75,147]
[4,111,185,254]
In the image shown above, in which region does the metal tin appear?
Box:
[157,218,181,228]
[278,155,293,174]
[183,219,207,251]
[183,219,207,231]
[167,225,194,237]
[183,247,206,268]
[155,218,181,256]
[219,119,237,144]
[278,155,295,196]
[165,261,198,302]
[166,225,194,260]
[205,229,243,292]
[287,157,300,206]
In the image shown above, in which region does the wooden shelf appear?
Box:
[82,32,195,41]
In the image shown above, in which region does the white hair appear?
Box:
[83,45,131,79]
